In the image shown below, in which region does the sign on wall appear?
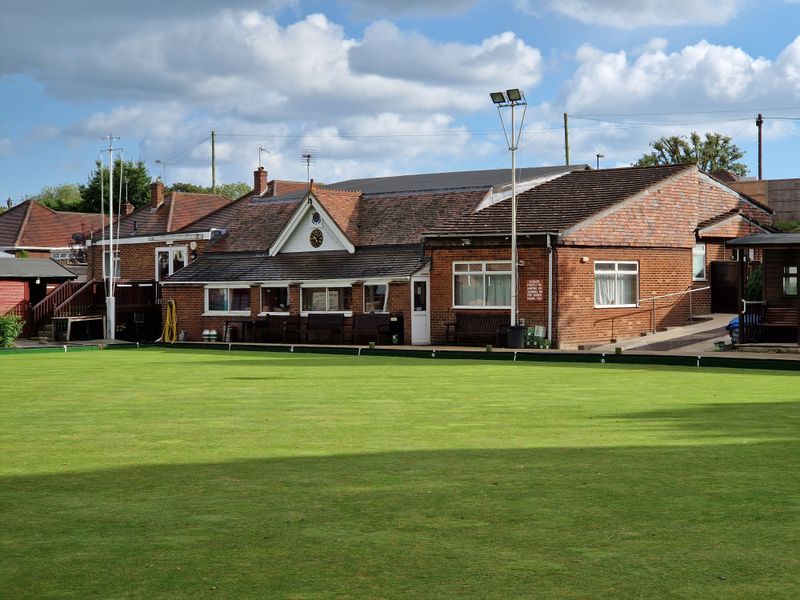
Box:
[526,279,543,301]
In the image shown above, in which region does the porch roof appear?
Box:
[727,233,800,248]
[164,244,427,283]
[0,257,78,279]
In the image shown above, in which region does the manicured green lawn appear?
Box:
[1,348,798,599]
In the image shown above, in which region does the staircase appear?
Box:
[29,279,103,341]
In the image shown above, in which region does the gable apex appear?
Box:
[268,191,356,256]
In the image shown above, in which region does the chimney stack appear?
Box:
[254,167,268,196]
[151,180,164,208]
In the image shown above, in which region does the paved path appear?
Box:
[592,314,734,353]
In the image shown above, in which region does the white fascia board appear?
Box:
[87,231,213,247]
[475,171,573,212]
[0,245,72,251]
[268,192,355,257]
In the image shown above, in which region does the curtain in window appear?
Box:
[455,274,484,306]
[617,273,636,305]
[485,274,511,306]
[595,273,616,305]
[208,288,228,311]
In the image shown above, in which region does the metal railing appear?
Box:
[740,300,766,343]
[639,286,711,333]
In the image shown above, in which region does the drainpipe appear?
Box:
[547,234,553,342]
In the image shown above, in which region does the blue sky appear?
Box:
[2,0,800,203]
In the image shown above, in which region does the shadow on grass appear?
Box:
[3,443,799,599]
[608,401,800,441]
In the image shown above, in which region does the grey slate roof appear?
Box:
[325,165,587,195]
[165,244,426,283]
[727,233,800,247]
[0,257,78,279]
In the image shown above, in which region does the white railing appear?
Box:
[639,286,711,333]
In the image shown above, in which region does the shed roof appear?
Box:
[0,257,78,279]
[727,233,800,248]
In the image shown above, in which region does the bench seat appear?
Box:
[445,313,510,346]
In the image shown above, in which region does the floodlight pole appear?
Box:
[102,133,120,340]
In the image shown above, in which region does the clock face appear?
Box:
[309,228,324,248]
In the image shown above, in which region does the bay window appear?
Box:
[595,261,638,307]
[301,286,352,312]
[204,285,251,315]
[453,262,511,308]
[364,284,388,313]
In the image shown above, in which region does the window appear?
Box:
[102,250,120,278]
[261,286,290,313]
[692,244,706,280]
[364,284,388,313]
[204,286,251,315]
[594,261,638,307]
[783,266,798,296]
[301,286,352,312]
[453,261,511,308]
[156,246,188,281]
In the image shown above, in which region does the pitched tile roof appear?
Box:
[0,200,103,248]
[106,192,232,238]
[423,164,696,236]
[207,196,302,252]
[166,244,426,283]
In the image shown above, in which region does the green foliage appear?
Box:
[745,265,763,301]
[17,249,29,258]
[775,220,800,233]
[36,183,84,212]
[169,181,250,200]
[79,159,153,212]
[636,131,748,176]
[0,315,24,348]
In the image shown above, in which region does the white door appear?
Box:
[411,277,430,345]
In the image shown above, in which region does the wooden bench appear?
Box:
[352,313,391,345]
[305,313,344,344]
[444,313,510,346]
[254,315,300,343]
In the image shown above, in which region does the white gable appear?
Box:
[269,193,356,256]
[281,205,347,253]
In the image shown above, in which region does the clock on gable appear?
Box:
[310,228,324,248]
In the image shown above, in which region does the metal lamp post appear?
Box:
[490,89,527,346]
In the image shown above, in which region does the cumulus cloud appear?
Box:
[517,0,742,28]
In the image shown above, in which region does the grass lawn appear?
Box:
[1,347,799,599]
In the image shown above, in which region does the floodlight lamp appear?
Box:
[506,88,523,102]
[490,91,507,104]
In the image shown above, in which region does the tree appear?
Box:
[168,181,250,200]
[37,184,84,212]
[636,131,748,176]
[79,159,153,212]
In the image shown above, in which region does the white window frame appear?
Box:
[203,284,252,316]
[363,283,389,313]
[452,261,512,309]
[300,284,353,316]
[155,246,188,282]
[692,243,707,281]
[102,250,120,278]
[594,261,639,308]
[258,285,291,316]
[783,266,798,297]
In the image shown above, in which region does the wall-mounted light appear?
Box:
[35,277,41,284]
[461,238,472,246]
[580,256,589,263]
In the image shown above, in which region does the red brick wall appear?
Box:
[162,281,413,343]
[87,240,210,281]
[561,169,771,248]
[0,280,28,313]
[556,246,717,348]
[428,246,549,343]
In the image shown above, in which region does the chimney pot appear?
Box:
[151,180,164,208]
[123,202,135,216]
[254,167,268,195]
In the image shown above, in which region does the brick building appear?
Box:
[162,163,771,348]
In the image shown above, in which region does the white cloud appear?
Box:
[517,0,742,28]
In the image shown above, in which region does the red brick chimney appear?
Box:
[151,180,164,208]
[254,167,268,196]
[122,202,135,216]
